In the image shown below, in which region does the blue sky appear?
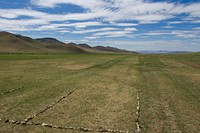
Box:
[0,0,200,51]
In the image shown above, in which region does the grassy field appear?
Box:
[0,53,199,133]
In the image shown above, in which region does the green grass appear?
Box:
[137,54,200,133]
[0,53,199,133]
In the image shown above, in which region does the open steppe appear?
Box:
[0,53,199,133]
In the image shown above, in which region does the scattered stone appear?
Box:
[24,117,33,122]
[42,123,48,127]
[16,121,20,124]
[2,118,130,133]
[52,125,58,128]
[57,125,63,129]
[20,121,26,125]
[97,127,107,132]
[9,120,16,123]
[135,92,141,133]
[0,87,23,95]
[26,122,33,125]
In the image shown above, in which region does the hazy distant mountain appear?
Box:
[137,50,192,54]
[93,46,137,53]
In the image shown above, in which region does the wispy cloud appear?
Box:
[112,23,138,27]
[142,30,200,38]
[29,0,200,23]
[31,0,107,9]
[88,40,200,52]
[85,36,99,39]
[0,0,200,51]
[0,9,46,19]
[0,18,48,31]
[193,27,200,30]
[0,0,199,31]
[162,25,173,29]
[172,30,200,38]
[167,21,184,24]
[72,28,119,34]
[57,22,102,28]
[93,29,136,38]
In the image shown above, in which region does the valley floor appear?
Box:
[0,53,199,133]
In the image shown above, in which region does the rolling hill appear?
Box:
[0,32,49,53]
[0,31,135,54]
[36,38,86,53]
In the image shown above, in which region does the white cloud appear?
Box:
[94,31,127,36]
[35,25,67,31]
[85,36,98,39]
[172,30,200,38]
[124,28,137,31]
[31,0,107,10]
[72,28,119,34]
[141,30,200,39]
[30,0,200,23]
[0,0,199,30]
[170,3,200,18]
[135,14,173,22]
[191,20,200,23]
[0,0,199,42]
[89,40,200,52]
[0,18,48,31]
[93,28,136,38]
[193,27,200,30]
[59,30,70,33]
[0,9,46,19]
[167,21,184,24]
[162,26,173,28]
[56,22,102,28]
[112,23,138,27]
[145,32,171,36]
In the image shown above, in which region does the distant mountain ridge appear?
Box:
[137,50,192,54]
[78,44,92,49]
[0,31,136,54]
[93,46,135,53]
[36,38,85,53]
[0,31,50,53]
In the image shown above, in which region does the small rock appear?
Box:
[64,126,69,129]
[20,121,26,125]
[10,120,16,123]
[26,122,33,125]
[35,122,42,125]
[57,125,63,129]
[16,121,20,124]
[42,123,48,127]
[52,125,58,128]
[4,119,9,123]
[24,117,33,122]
